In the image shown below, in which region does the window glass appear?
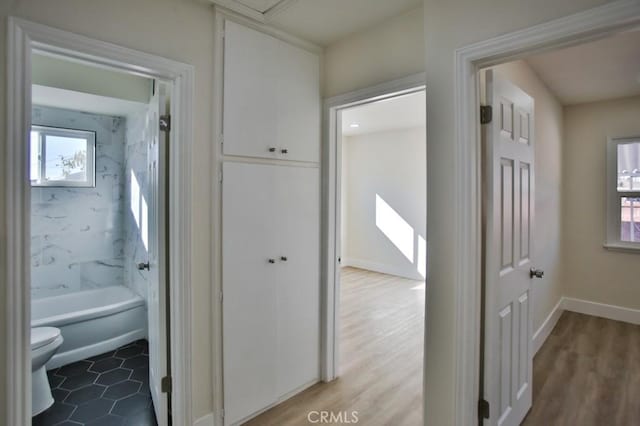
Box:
[43,135,88,182]
[30,131,40,182]
[617,142,640,191]
[620,196,640,243]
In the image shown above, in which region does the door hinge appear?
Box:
[219,170,223,183]
[480,105,492,125]
[478,398,490,419]
[219,291,223,302]
[160,114,171,132]
[161,375,172,393]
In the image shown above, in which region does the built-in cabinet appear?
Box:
[223,20,320,163]
[219,18,321,426]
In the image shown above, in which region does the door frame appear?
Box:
[321,73,426,381]
[5,17,194,426]
[453,1,640,424]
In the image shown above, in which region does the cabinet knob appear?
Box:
[280,256,288,262]
[268,147,276,152]
[281,148,288,154]
[137,262,150,271]
[268,258,276,264]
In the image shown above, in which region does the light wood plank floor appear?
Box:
[245,267,425,426]
[523,311,640,425]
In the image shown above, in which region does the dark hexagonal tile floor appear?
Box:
[33,340,157,426]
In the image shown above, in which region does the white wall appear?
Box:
[342,127,427,280]
[422,1,610,424]
[323,6,424,97]
[563,95,640,309]
[490,60,564,333]
[0,0,215,419]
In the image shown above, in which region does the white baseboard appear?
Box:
[342,257,422,281]
[532,298,563,355]
[194,413,215,426]
[562,297,640,325]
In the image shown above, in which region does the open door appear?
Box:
[482,70,538,425]
[147,83,169,425]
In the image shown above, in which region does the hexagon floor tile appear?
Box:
[33,340,157,426]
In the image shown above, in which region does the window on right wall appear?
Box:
[606,137,640,250]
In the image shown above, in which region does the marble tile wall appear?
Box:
[123,108,150,304]
[31,106,126,299]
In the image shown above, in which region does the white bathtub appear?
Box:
[32,286,147,369]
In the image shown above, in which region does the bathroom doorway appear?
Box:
[29,54,169,425]
[5,18,195,426]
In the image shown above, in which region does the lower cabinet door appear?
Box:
[275,166,321,397]
[222,162,278,425]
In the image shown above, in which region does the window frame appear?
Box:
[605,136,640,251]
[30,125,96,188]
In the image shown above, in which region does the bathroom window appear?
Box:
[30,125,96,187]
[606,137,640,250]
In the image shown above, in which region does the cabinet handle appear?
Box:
[268,258,276,264]
[280,256,288,262]
[281,148,288,154]
[268,147,276,152]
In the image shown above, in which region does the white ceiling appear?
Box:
[342,90,425,137]
[214,0,422,46]
[526,29,640,105]
[32,85,147,119]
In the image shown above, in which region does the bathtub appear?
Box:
[32,286,147,370]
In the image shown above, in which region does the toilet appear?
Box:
[31,327,63,416]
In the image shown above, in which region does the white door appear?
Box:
[274,166,320,397]
[482,70,536,426]
[147,85,169,425]
[222,162,279,425]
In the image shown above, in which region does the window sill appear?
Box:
[604,242,640,253]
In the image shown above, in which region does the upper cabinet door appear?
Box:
[223,20,320,163]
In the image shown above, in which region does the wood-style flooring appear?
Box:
[523,311,640,425]
[244,267,425,426]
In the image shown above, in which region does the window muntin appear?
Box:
[30,125,96,187]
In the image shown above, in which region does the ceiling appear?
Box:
[214,0,422,46]
[341,90,425,137]
[526,29,640,105]
[32,85,147,119]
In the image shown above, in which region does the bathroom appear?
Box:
[30,52,167,426]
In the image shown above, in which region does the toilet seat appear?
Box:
[31,327,61,351]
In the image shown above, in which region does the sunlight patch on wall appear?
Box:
[375,194,414,262]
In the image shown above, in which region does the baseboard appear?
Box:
[562,297,640,325]
[342,257,422,281]
[194,413,215,426]
[532,298,563,355]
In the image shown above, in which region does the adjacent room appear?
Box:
[479,28,640,425]
[29,53,167,426]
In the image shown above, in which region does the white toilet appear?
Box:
[31,327,63,416]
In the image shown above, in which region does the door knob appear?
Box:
[137,262,150,271]
[530,268,544,279]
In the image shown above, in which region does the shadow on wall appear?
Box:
[375,194,426,279]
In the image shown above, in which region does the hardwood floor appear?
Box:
[244,267,425,426]
[523,311,640,425]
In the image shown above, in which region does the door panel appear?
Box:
[222,162,279,425]
[483,70,535,426]
[274,166,320,397]
[147,86,168,426]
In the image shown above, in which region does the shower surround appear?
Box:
[31,106,126,299]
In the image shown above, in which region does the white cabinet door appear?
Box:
[223,21,279,160]
[274,166,320,397]
[275,42,320,163]
[222,162,279,425]
[223,20,320,163]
